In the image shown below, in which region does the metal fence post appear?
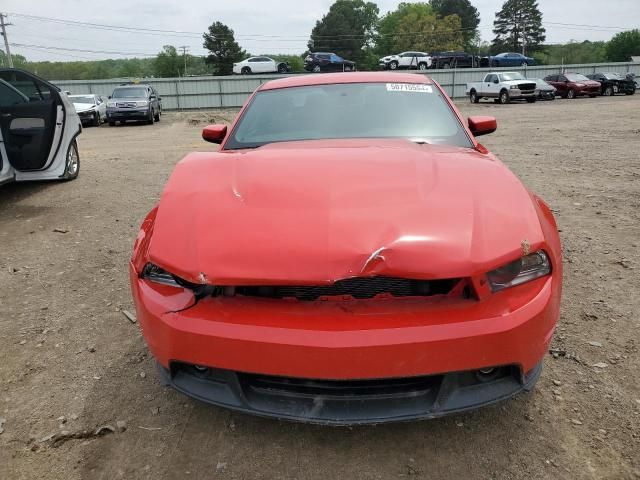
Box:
[451,68,456,98]
[174,80,180,110]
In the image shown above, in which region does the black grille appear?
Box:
[240,372,442,398]
[236,277,459,301]
[518,82,537,91]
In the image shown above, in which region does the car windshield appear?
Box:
[500,72,525,81]
[565,74,589,82]
[112,87,147,98]
[603,72,622,80]
[225,82,472,150]
[70,95,95,104]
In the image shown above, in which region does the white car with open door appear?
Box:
[233,57,290,75]
[0,68,82,185]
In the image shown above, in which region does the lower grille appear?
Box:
[240,372,442,398]
[236,276,461,301]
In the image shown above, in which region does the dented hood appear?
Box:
[148,139,545,284]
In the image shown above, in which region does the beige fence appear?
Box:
[53,61,640,109]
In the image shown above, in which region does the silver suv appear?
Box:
[106,84,162,126]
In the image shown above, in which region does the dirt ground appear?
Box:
[1,94,639,480]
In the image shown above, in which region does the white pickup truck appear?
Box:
[466,72,538,104]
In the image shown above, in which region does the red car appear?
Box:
[130,73,562,424]
[543,73,600,99]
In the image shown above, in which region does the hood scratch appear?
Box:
[361,247,386,274]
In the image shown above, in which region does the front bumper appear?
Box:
[77,110,96,122]
[107,108,150,120]
[157,360,542,425]
[508,89,537,99]
[130,259,559,422]
[538,90,556,99]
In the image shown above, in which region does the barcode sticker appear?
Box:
[386,83,433,93]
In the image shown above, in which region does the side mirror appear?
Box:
[468,116,497,137]
[493,79,499,84]
[149,95,156,100]
[202,124,227,144]
[108,95,112,99]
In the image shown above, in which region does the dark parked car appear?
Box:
[430,51,480,69]
[543,73,600,99]
[533,78,556,100]
[484,52,535,67]
[586,72,636,96]
[106,83,162,126]
[304,53,356,73]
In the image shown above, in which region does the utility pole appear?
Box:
[0,13,13,68]
[179,46,189,77]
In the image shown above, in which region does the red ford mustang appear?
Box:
[130,73,562,424]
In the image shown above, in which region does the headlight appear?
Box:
[142,263,217,299]
[136,100,149,107]
[575,83,584,87]
[143,263,181,287]
[107,101,116,107]
[510,85,519,89]
[487,251,551,292]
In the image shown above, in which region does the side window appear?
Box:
[0,71,54,102]
[558,75,567,82]
[248,58,258,63]
[486,74,496,83]
[0,81,28,107]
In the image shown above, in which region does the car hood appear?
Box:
[148,139,545,284]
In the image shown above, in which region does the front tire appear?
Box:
[603,85,613,96]
[418,62,427,71]
[499,89,510,104]
[241,67,251,75]
[313,65,321,73]
[61,140,80,181]
[92,112,101,127]
[154,109,161,122]
[469,90,479,103]
[389,60,398,70]
[277,63,288,74]
[147,109,155,124]
[566,89,576,99]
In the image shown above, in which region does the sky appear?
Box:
[2,0,639,61]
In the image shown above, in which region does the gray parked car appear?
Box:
[533,78,556,100]
[106,84,162,126]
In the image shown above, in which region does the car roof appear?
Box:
[259,72,433,91]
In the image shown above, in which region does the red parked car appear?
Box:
[130,73,562,424]
[543,73,600,99]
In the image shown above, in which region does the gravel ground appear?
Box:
[1,95,639,480]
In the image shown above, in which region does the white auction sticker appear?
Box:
[386,83,433,93]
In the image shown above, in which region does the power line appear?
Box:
[10,43,158,57]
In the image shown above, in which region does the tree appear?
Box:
[606,29,640,62]
[154,45,182,77]
[394,12,464,52]
[375,3,464,54]
[203,22,246,75]
[431,0,480,49]
[308,0,379,64]
[492,0,545,55]
[376,3,433,55]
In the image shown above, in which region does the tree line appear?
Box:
[1,0,639,81]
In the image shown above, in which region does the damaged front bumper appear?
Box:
[157,361,542,425]
[130,258,558,424]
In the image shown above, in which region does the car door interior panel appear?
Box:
[0,70,63,172]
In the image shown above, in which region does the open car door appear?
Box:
[0,69,80,181]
